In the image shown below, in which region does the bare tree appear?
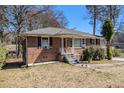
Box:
[0,6,8,43]
[26,6,68,31]
[86,5,121,35]
[86,6,103,35]
[101,5,121,27]
[5,5,68,57]
[6,5,34,57]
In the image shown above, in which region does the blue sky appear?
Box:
[56,5,124,34]
[56,5,98,35]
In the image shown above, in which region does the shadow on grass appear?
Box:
[3,61,24,70]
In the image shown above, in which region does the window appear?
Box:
[41,37,49,48]
[38,37,41,47]
[92,39,95,45]
[86,39,90,45]
[89,39,95,45]
[82,39,86,44]
[96,39,100,45]
[74,39,81,47]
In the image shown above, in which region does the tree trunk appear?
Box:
[106,41,112,60]
[93,6,96,35]
[0,31,3,43]
[16,31,20,58]
[93,16,96,35]
[17,37,20,58]
[109,5,113,20]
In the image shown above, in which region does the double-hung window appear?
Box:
[74,39,81,47]
[37,37,50,48]
[41,37,49,48]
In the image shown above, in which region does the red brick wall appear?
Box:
[26,37,100,64]
[27,36,61,64]
[63,47,84,61]
[75,48,84,61]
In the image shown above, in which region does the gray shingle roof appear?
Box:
[23,27,98,38]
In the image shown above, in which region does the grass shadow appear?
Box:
[3,61,23,70]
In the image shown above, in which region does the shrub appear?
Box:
[94,47,105,60]
[84,46,96,63]
[112,48,121,57]
[0,47,8,70]
[84,46,105,62]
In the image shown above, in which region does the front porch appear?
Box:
[59,36,100,55]
[60,37,85,55]
[58,36,100,63]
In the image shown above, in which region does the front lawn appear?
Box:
[0,63,124,88]
[81,60,116,64]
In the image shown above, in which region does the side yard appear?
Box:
[0,63,124,88]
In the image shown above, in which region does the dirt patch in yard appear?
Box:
[0,63,124,88]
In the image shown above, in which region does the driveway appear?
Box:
[112,57,124,62]
[75,58,124,69]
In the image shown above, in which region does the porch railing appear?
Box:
[59,48,74,55]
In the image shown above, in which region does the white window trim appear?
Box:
[41,37,50,49]
[73,38,86,48]
[74,38,82,48]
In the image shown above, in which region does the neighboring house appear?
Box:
[112,32,124,49]
[22,27,101,66]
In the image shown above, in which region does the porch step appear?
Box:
[63,54,78,64]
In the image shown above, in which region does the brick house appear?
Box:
[22,27,101,66]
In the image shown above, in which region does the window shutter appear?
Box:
[86,39,88,45]
[90,39,92,45]
[50,37,53,47]
[38,37,41,47]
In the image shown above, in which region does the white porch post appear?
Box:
[61,37,64,54]
[72,37,74,54]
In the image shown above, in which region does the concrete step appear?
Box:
[64,54,78,64]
